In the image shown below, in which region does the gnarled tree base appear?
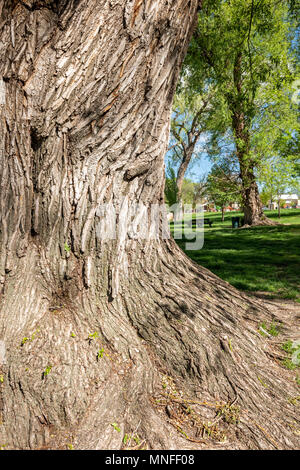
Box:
[0,239,299,450]
[241,216,278,228]
[1,0,297,451]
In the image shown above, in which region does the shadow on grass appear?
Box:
[175,223,300,302]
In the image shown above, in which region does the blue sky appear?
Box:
[165,131,213,182]
[165,152,213,181]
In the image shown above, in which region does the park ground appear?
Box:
[173,209,300,303]
[172,208,300,387]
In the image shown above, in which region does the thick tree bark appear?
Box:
[0,0,299,450]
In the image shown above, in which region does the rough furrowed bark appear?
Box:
[0,240,299,450]
[0,0,299,450]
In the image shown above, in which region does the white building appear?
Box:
[268,194,299,210]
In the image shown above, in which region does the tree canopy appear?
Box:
[168,0,299,225]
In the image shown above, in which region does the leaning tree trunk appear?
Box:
[176,145,195,201]
[173,145,195,222]
[0,0,299,450]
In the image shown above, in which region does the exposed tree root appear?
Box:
[241,216,278,228]
[0,240,299,450]
[0,0,298,451]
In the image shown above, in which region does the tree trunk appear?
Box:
[0,1,298,450]
[176,146,195,200]
[174,145,195,222]
[231,52,273,227]
[239,160,268,226]
[278,199,281,218]
[233,134,275,226]
[221,206,225,222]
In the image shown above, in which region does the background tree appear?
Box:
[192,174,208,207]
[164,164,178,207]
[259,189,273,208]
[165,172,207,215]
[206,161,242,221]
[180,176,208,209]
[167,87,213,216]
[0,0,299,451]
[180,179,195,207]
[258,156,300,217]
[183,0,299,226]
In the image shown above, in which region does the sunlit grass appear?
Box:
[173,209,300,302]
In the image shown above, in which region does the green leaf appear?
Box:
[111,422,121,432]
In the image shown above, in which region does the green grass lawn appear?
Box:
[172,209,300,302]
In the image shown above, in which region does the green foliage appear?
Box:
[43,365,52,377]
[217,402,240,424]
[180,178,201,206]
[257,376,268,388]
[88,332,99,340]
[282,340,296,354]
[258,156,300,203]
[186,0,297,115]
[180,0,299,207]
[165,173,208,208]
[20,329,40,347]
[64,242,71,253]
[260,189,273,206]
[181,179,195,205]
[97,348,105,359]
[258,321,280,337]
[111,422,121,432]
[206,161,241,209]
[282,358,298,370]
[122,432,142,448]
[30,330,39,340]
[165,164,178,206]
[281,340,300,370]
